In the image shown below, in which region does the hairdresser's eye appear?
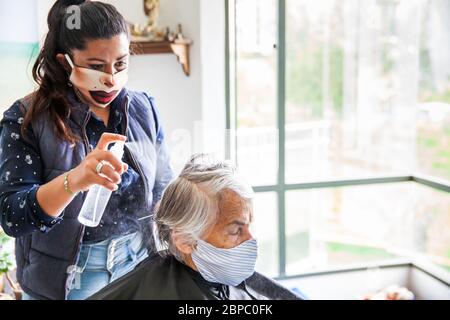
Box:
[115,61,127,70]
[89,64,104,71]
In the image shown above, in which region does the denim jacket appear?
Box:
[0,88,174,299]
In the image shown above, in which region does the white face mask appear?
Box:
[64,54,129,106]
[191,238,258,287]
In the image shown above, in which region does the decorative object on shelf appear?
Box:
[129,1,193,76]
[130,0,166,41]
[143,0,160,32]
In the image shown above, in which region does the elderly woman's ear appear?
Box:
[171,230,194,255]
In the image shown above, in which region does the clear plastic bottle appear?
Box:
[78,142,125,227]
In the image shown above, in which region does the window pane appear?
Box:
[285,0,450,183]
[286,182,450,275]
[417,0,450,180]
[252,192,278,277]
[235,0,278,186]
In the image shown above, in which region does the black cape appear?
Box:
[88,253,302,300]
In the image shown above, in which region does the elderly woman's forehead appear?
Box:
[218,190,252,216]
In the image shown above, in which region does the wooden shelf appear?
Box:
[130,39,193,76]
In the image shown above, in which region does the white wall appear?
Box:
[0,0,38,43]
[37,0,56,44]
[199,0,227,161]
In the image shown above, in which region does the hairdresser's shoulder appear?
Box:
[126,89,163,128]
[1,93,35,122]
[126,89,158,110]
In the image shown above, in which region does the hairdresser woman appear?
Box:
[0,0,173,300]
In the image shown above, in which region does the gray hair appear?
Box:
[155,154,254,260]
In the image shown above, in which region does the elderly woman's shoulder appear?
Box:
[132,252,190,281]
[88,253,198,300]
[134,252,178,273]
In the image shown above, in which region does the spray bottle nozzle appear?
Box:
[110,141,125,160]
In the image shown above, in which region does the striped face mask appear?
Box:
[191,238,258,287]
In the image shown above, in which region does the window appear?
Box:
[285,182,450,275]
[227,0,450,277]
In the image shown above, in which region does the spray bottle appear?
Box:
[78,142,125,227]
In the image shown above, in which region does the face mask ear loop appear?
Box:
[64,54,75,69]
[192,240,199,251]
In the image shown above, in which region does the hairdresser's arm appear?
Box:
[0,102,60,237]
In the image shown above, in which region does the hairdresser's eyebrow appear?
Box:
[86,54,129,63]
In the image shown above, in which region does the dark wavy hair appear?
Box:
[22,0,129,143]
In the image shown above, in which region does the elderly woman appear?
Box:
[89,155,302,300]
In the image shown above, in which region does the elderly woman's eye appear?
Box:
[229,228,241,236]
